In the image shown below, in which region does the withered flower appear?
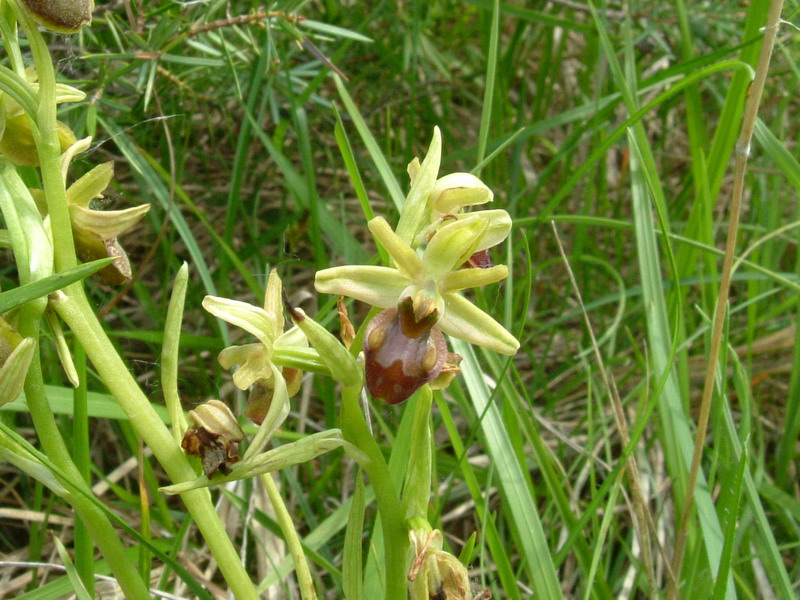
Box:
[181,400,244,478]
[408,528,488,600]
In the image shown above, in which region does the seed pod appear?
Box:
[20,0,94,34]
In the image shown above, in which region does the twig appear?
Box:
[667,1,786,597]
[551,222,664,594]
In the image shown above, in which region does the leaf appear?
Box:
[0,259,113,314]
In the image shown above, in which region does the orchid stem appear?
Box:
[260,473,318,600]
[340,384,407,600]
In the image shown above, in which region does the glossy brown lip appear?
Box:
[363,302,447,404]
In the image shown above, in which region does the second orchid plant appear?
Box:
[0,2,518,599]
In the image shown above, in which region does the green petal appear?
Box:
[54,82,87,104]
[203,296,278,346]
[263,269,285,333]
[422,216,488,279]
[430,172,493,214]
[395,127,442,245]
[231,354,271,390]
[438,265,508,294]
[439,293,519,355]
[218,343,263,370]
[60,137,92,182]
[315,266,408,308]
[368,217,422,280]
[218,343,272,390]
[67,162,113,208]
[70,203,150,241]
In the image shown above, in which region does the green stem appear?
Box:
[12,2,77,272]
[402,386,433,521]
[340,385,407,600]
[260,473,318,600]
[19,312,151,599]
[10,9,257,598]
[72,341,95,597]
[53,288,259,600]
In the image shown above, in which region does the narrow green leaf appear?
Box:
[343,473,366,600]
[0,259,113,314]
[455,340,564,599]
[333,74,406,210]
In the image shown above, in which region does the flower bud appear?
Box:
[181,400,244,478]
[0,319,35,407]
[20,0,94,34]
[0,116,76,167]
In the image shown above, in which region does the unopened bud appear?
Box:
[0,116,75,167]
[0,319,35,407]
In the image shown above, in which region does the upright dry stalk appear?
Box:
[551,223,658,594]
[667,1,785,596]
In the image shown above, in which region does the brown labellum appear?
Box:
[244,383,272,425]
[364,301,447,404]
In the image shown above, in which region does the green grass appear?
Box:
[2,1,800,598]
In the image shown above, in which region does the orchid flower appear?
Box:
[316,215,518,403]
[202,269,307,425]
[316,215,519,355]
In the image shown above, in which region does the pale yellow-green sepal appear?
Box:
[439,292,519,355]
[202,295,279,347]
[315,265,408,308]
